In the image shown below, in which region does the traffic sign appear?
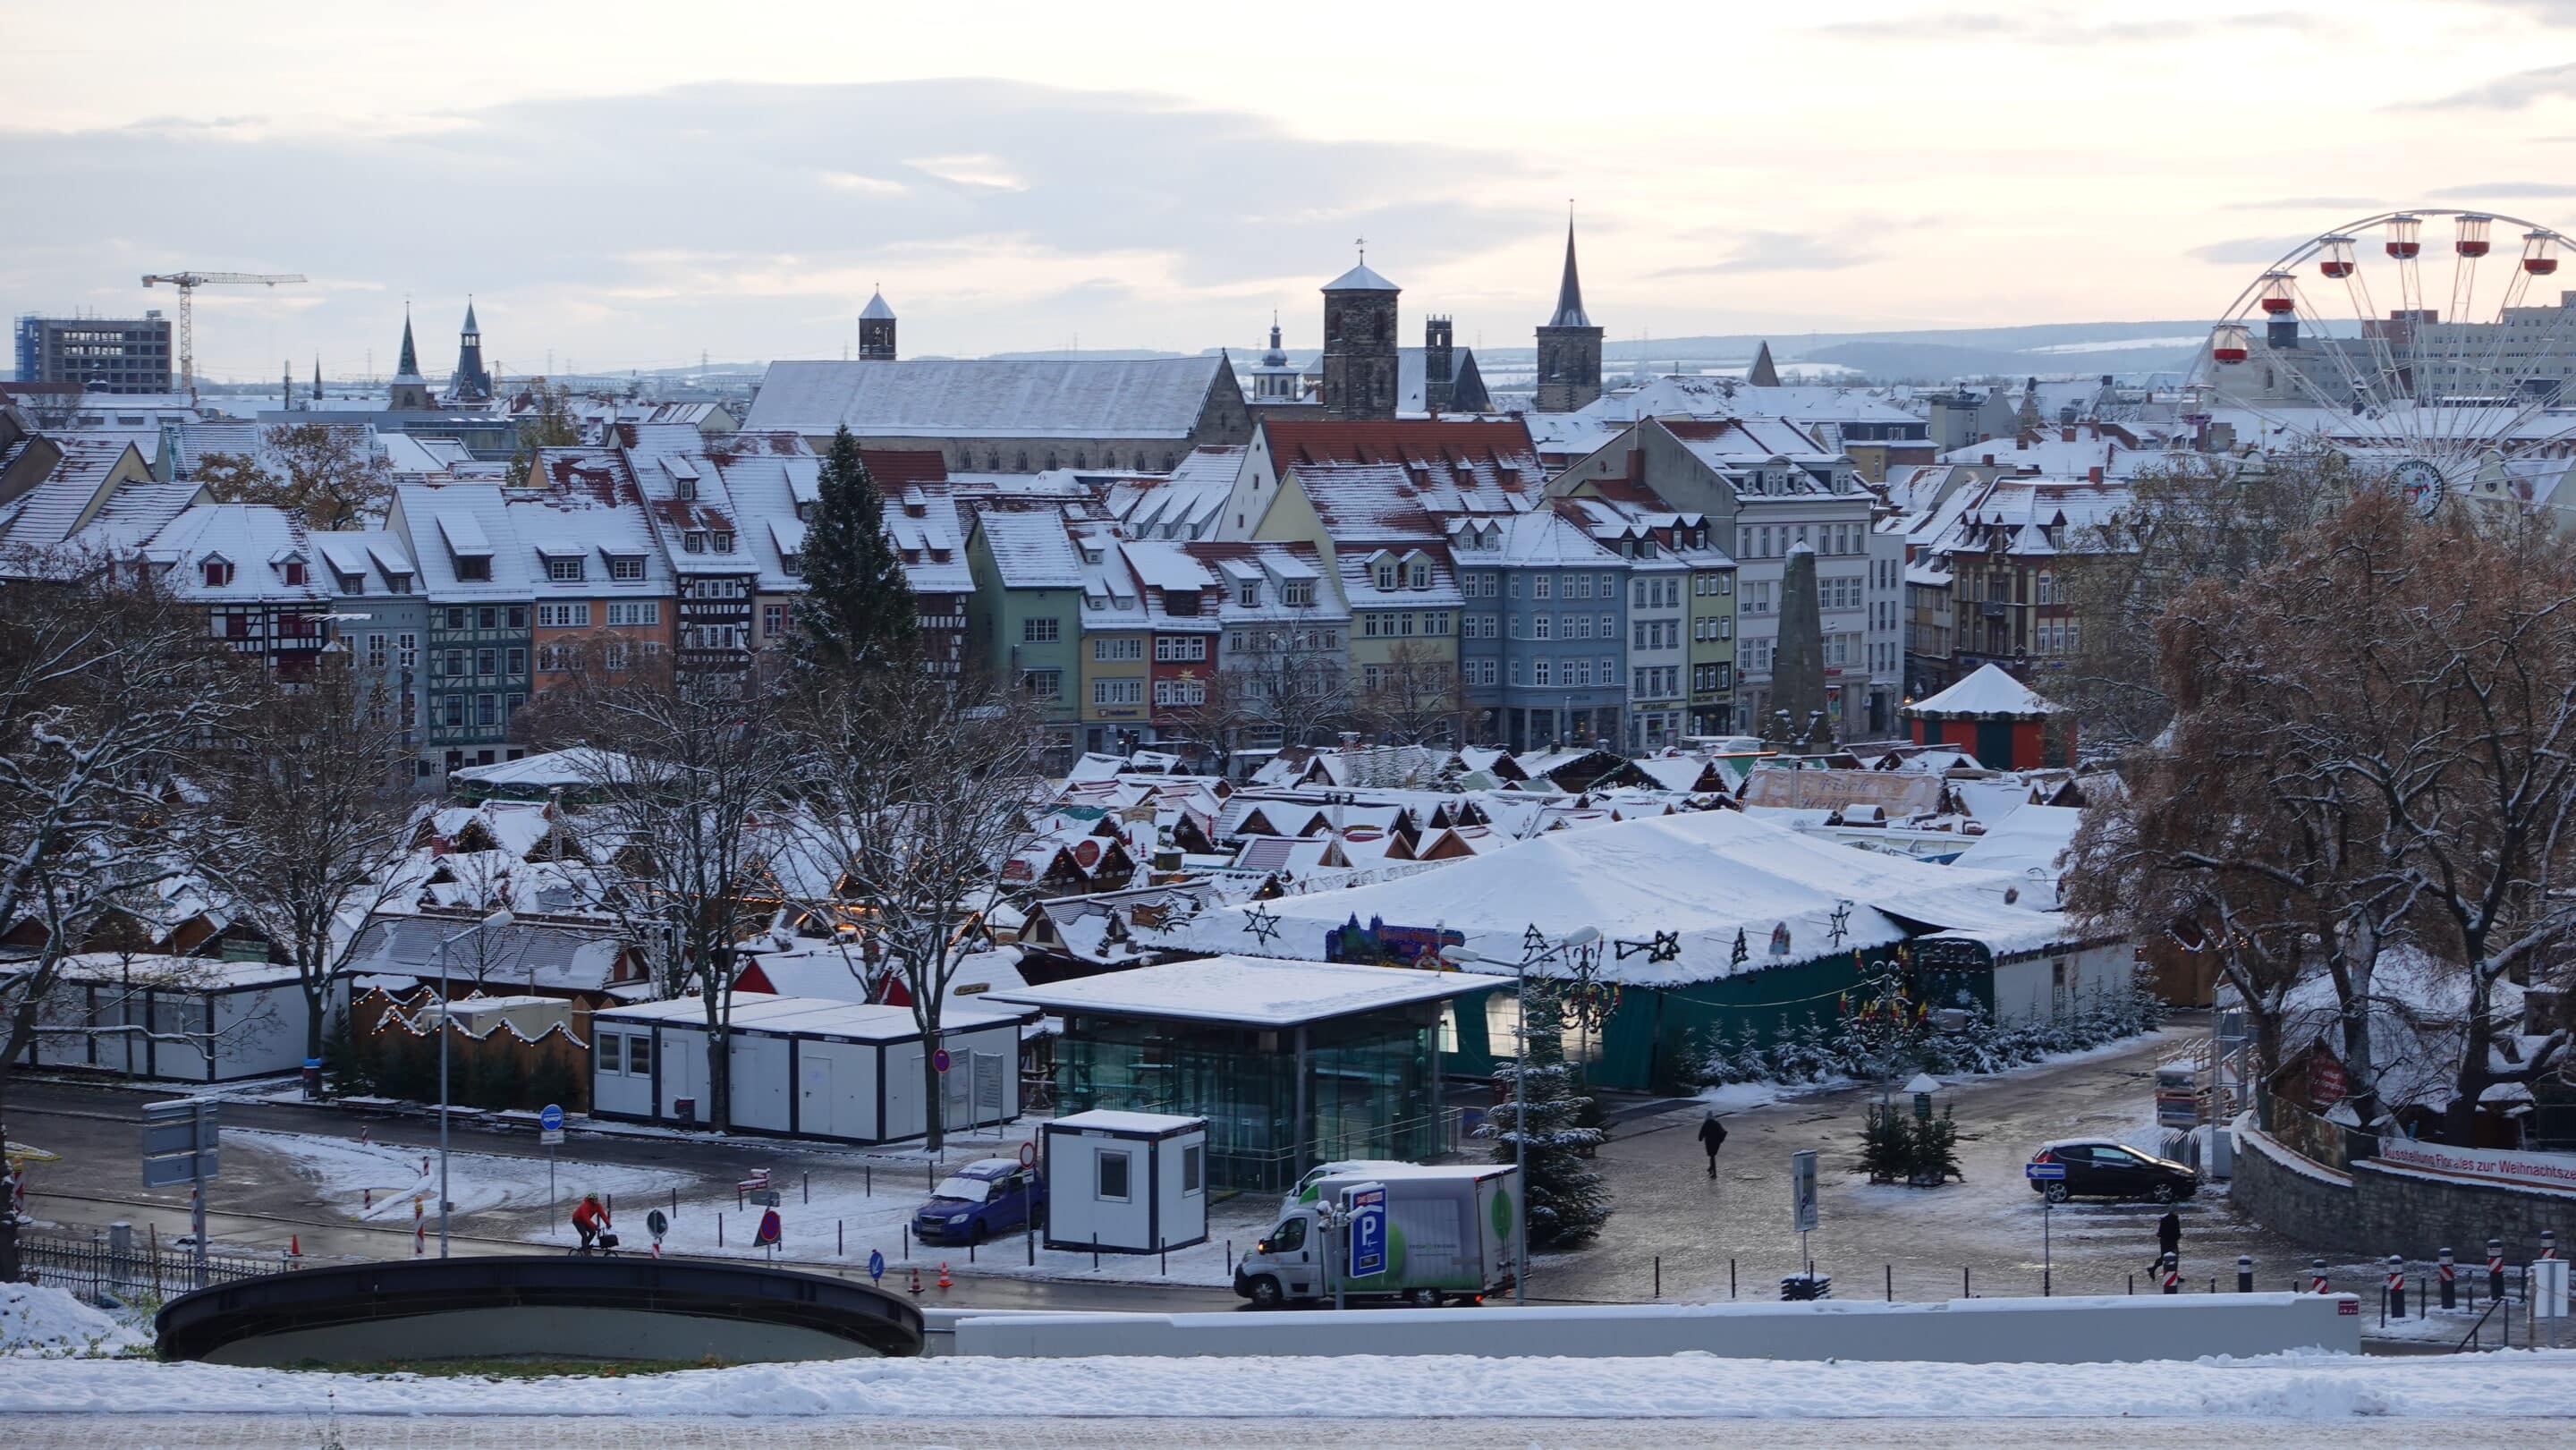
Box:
[1791,1149,1819,1234]
[750,1188,782,1207]
[755,1208,782,1248]
[868,1249,886,1284]
[2024,1161,2067,1181]
[1344,1182,1388,1278]
[933,1047,953,1074]
[540,1103,565,1146]
[646,1208,669,1243]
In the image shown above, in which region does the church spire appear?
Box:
[312,355,322,404]
[1747,340,1781,388]
[394,308,422,381]
[1548,214,1591,328]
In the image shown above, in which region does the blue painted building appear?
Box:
[1447,511,1630,753]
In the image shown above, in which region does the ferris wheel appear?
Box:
[2195,208,2576,516]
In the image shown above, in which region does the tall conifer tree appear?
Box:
[794,425,919,673]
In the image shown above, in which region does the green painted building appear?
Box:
[967,511,1084,764]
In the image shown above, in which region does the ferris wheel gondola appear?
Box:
[2193,208,2576,517]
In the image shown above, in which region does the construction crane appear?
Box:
[140,270,307,402]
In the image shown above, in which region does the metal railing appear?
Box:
[17,1231,290,1306]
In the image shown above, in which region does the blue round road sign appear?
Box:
[932,1047,953,1073]
[868,1249,886,1283]
[539,1104,564,1132]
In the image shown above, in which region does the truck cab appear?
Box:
[1234,1165,1519,1310]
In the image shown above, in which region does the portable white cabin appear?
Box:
[589,993,1034,1145]
[1041,1109,1209,1253]
[14,954,315,1083]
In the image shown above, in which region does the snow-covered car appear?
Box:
[2027,1140,2198,1203]
[912,1158,1045,1244]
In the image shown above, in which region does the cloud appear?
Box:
[1656,231,1877,276]
[2187,236,2309,266]
[2427,180,2576,198]
[2466,0,2576,23]
[0,80,1549,373]
[1812,7,2318,43]
[2406,60,2576,110]
[2217,197,2382,212]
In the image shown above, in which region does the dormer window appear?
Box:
[684,532,708,554]
[1238,581,1259,607]
[281,559,307,587]
[676,478,696,502]
[456,556,491,582]
[1283,581,1314,607]
[713,531,735,554]
[1408,560,1430,589]
[1375,562,1397,591]
[548,557,585,582]
[202,557,233,588]
[608,555,645,581]
[334,571,363,594]
[793,501,810,521]
[784,553,804,578]
[928,546,952,563]
[386,571,412,594]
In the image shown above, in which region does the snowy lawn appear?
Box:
[231,1129,691,1225]
[1,1285,151,1359]
[613,1171,1281,1287]
[5,1347,2575,1418]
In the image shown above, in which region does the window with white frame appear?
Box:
[1408,560,1430,589]
[1154,636,1206,662]
[1533,614,1550,640]
[1154,677,1205,707]
[547,556,585,582]
[1094,636,1142,661]
[606,601,657,626]
[1532,574,1551,600]
[608,555,645,581]
[538,603,591,628]
[1534,658,1551,686]
[1024,617,1061,643]
[1092,677,1143,706]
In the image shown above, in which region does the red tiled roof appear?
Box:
[858,448,950,488]
[1263,417,1540,472]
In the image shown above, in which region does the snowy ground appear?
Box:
[576,1169,1278,1287]
[4,1346,2575,1419]
[231,1128,694,1225]
[0,1285,150,1358]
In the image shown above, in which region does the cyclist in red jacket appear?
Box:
[572,1192,611,1251]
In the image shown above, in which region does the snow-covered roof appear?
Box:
[594,993,1032,1040]
[1322,261,1400,292]
[985,953,1487,1027]
[1163,810,2080,985]
[975,510,1082,589]
[1908,664,2063,718]
[744,357,1227,440]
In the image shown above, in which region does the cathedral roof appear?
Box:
[462,299,480,334]
[1323,261,1400,293]
[1547,222,1592,329]
[745,356,1231,440]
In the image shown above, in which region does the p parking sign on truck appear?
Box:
[1345,1183,1388,1278]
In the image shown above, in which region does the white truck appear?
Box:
[1233,1164,1520,1309]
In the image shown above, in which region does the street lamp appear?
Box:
[433,908,513,1257]
[1440,924,1601,1306]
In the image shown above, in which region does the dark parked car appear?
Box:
[2027,1139,2199,1203]
[913,1158,1046,1244]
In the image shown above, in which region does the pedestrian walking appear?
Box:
[1699,1111,1729,1178]
[2153,1207,2182,1273]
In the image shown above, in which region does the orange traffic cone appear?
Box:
[907,1266,923,1295]
[938,1261,953,1290]
[288,1234,301,1259]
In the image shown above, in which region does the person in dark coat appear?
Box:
[2154,1208,2182,1271]
[1699,1112,1729,1177]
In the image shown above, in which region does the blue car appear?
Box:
[912,1158,1046,1244]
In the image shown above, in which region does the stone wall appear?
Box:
[2232,1122,2573,1263]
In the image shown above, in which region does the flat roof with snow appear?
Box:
[985,954,1494,1028]
[592,994,1033,1041]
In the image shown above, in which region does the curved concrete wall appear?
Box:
[953,1293,2362,1363]
[2233,1124,2572,1262]
[206,1304,879,1368]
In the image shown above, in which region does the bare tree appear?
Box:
[199,424,394,530]
[792,672,1042,1152]
[193,660,421,1093]
[2051,452,2344,749]
[1351,640,1460,748]
[538,666,801,1131]
[0,564,243,1276]
[2076,488,2576,1140]
[1214,617,1349,754]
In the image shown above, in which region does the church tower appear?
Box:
[859,288,897,361]
[1320,250,1399,420]
[1250,312,1302,402]
[1534,218,1604,413]
[311,355,323,407]
[386,309,436,411]
[448,298,493,403]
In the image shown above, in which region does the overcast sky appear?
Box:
[8,0,2576,381]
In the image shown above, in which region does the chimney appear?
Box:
[2061,428,2076,444]
[1981,454,1996,466]
[2088,466,2104,483]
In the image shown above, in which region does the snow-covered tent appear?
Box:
[1904,665,2073,769]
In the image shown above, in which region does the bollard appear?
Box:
[2385,1256,2405,1320]
[1886,1263,1893,1302]
[1160,1242,1166,1276]
[2489,1238,2506,1302]
[1963,1266,1971,1298]
[2440,1247,2457,1310]
[1225,1239,1233,1276]
[970,1239,977,1264]
[804,1173,810,1205]
[1092,1235,1100,1271]
[2545,1229,2561,1261]
[2311,1258,2329,1294]
[718,1212,724,1248]
[838,1221,843,1257]
[866,1166,871,1198]
[1730,1258,1737,1299]
[671,1187,678,1218]
[1655,1256,1662,1299]
[2161,1252,2180,1295]
[1028,1222,1036,1266]
[2127,1273,2135,1295]
[2237,1254,2255,1294]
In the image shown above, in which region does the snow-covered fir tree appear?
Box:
[792,425,918,674]
[1477,988,1610,1248]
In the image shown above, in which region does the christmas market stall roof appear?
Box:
[1905,664,2063,719]
[982,954,1494,1029]
[1156,810,2076,987]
